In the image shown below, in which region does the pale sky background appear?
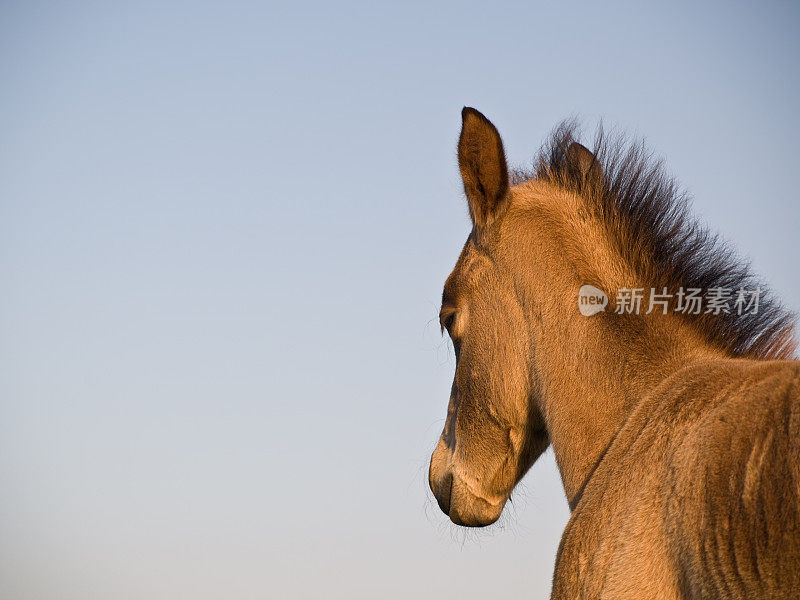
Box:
[1,1,799,599]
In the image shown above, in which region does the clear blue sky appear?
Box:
[1,1,798,598]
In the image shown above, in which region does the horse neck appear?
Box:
[505,197,723,507]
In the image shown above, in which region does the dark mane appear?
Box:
[511,121,797,360]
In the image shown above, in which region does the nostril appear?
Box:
[429,438,454,516]
[433,471,453,515]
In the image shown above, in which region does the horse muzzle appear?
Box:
[428,437,506,527]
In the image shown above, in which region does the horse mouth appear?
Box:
[446,484,506,527]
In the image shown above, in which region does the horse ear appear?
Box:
[566,142,604,190]
[458,107,509,228]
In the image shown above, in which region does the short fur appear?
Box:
[512,121,796,359]
[429,108,800,599]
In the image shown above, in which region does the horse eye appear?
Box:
[440,311,456,334]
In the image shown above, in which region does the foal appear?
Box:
[429,108,799,599]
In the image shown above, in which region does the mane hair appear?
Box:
[511,121,797,360]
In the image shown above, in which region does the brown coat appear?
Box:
[554,359,800,599]
[429,108,799,599]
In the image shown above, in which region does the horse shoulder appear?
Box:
[664,359,800,599]
[552,376,691,599]
[553,359,800,599]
